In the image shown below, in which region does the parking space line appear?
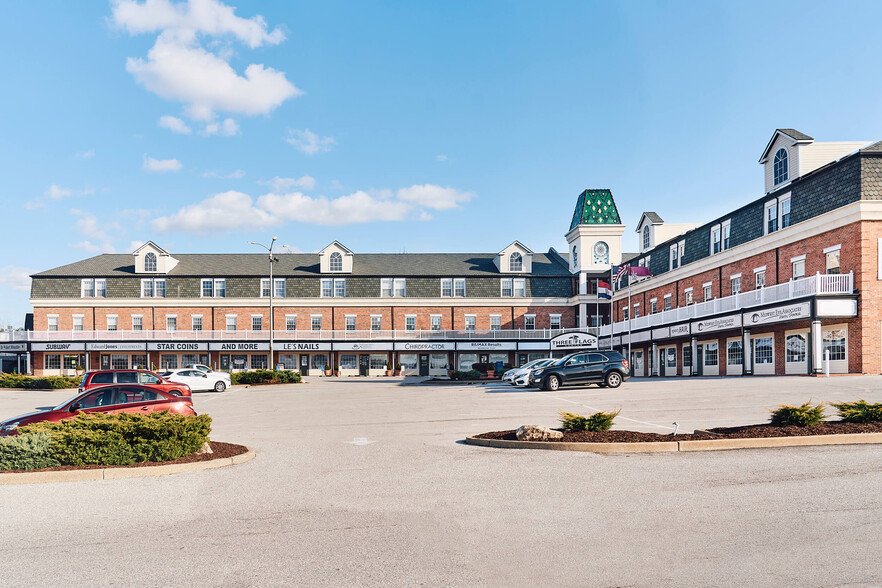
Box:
[537,391,676,431]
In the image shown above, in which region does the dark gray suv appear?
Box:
[528,351,630,391]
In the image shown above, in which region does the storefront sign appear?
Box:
[456,341,517,351]
[0,343,27,352]
[31,342,86,351]
[208,342,271,351]
[815,298,858,318]
[630,331,651,343]
[517,342,551,351]
[276,342,332,351]
[333,342,393,351]
[550,332,598,350]
[692,314,742,334]
[147,342,209,351]
[744,302,810,326]
[670,324,690,337]
[86,342,146,351]
[393,342,455,351]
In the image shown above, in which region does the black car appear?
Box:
[528,351,630,391]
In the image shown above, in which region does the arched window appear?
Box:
[642,225,650,250]
[329,251,343,272]
[509,252,523,272]
[773,148,788,185]
[144,252,157,272]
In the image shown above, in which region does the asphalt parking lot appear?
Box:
[2,375,882,587]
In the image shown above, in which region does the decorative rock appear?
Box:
[196,441,213,455]
[516,425,563,441]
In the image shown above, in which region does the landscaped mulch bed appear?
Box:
[474,421,882,443]
[0,441,248,474]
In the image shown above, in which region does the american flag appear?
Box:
[614,263,629,283]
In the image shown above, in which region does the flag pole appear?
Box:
[609,265,614,350]
[627,270,632,367]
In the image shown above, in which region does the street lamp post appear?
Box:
[249,237,279,369]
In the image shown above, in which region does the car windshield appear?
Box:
[535,359,555,368]
[159,371,173,377]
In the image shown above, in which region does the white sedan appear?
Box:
[161,368,230,392]
[187,364,233,383]
[502,358,549,383]
[512,358,556,386]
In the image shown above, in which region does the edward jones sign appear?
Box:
[550,332,598,350]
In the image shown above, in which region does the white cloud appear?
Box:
[201,117,239,136]
[129,240,146,252]
[202,169,245,179]
[258,191,412,226]
[285,128,335,155]
[72,241,116,254]
[0,266,33,292]
[75,149,95,159]
[152,190,280,233]
[111,0,285,48]
[435,154,449,162]
[159,114,192,134]
[263,175,315,192]
[45,184,73,199]
[396,184,473,211]
[143,154,183,172]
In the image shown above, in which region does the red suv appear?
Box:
[79,370,191,397]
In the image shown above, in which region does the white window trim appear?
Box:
[702,281,712,288]
[790,254,806,262]
[663,294,672,299]
[191,315,203,329]
[730,273,742,280]
[721,219,731,251]
[823,244,842,254]
[684,287,693,292]
[710,224,721,255]
[649,297,657,303]
[131,315,142,328]
[753,266,767,274]
[764,199,778,235]
[779,194,792,228]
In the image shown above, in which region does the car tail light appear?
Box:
[622,359,630,370]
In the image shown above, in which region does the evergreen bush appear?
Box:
[559,409,620,432]
[0,374,80,389]
[0,432,60,471]
[231,370,301,385]
[450,370,482,380]
[830,399,882,423]
[769,401,825,427]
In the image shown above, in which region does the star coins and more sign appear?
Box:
[549,332,598,351]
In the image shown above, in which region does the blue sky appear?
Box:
[2,0,882,327]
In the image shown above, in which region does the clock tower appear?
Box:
[565,189,626,327]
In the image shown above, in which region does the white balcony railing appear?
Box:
[599,272,853,337]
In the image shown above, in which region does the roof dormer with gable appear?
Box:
[132,241,178,274]
[319,241,354,273]
[636,212,663,253]
[494,241,533,273]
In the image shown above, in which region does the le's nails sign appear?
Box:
[550,332,598,350]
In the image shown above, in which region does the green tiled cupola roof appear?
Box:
[569,189,622,230]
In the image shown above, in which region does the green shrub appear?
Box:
[559,409,620,432]
[19,411,212,466]
[231,370,301,385]
[450,370,482,380]
[0,374,80,389]
[0,432,60,471]
[830,399,882,423]
[769,401,825,427]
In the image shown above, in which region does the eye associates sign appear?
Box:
[745,302,811,326]
[692,315,742,334]
[550,332,598,350]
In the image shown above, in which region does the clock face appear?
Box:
[593,241,609,263]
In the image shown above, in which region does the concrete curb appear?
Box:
[0,446,255,485]
[465,432,882,454]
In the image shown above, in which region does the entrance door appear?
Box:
[696,345,704,376]
[299,354,309,376]
[359,354,369,376]
[658,349,665,377]
[419,354,429,376]
[101,355,111,369]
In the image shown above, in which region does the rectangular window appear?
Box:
[155,279,166,298]
[786,334,806,363]
[47,315,58,331]
[722,221,731,250]
[252,316,262,331]
[684,289,694,305]
[142,278,154,298]
[274,278,286,297]
[727,341,743,366]
[405,315,416,331]
[550,315,561,330]
[826,248,841,274]
[623,307,629,320]
[226,316,237,332]
[131,354,147,369]
[371,315,381,331]
[683,344,692,369]
[261,278,271,297]
[110,354,128,370]
[81,278,94,298]
[633,304,640,318]
[513,278,526,297]
[95,279,106,298]
[731,276,741,296]
[251,355,268,370]
[440,278,452,297]
[765,201,778,234]
[524,315,535,330]
[286,315,296,331]
[369,355,387,370]
[755,270,766,289]
[501,279,513,297]
[465,315,476,331]
[703,284,712,302]
[394,278,406,297]
[321,279,333,297]
[213,279,225,297]
[340,354,357,370]
[166,316,177,332]
[192,315,203,331]
[780,197,791,228]
[454,278,466,297]
[132,315,142,331]
[107,315,117,331]
[161,355,178,370]
[381,278,393,297]
[45,354,61,370]
[311,316,322,331]
[334,278,346,297]
[823,329,846,361]
[201,279,213,297]
[669,245,678,270]
[792,259,805,279]
[345,316,356,331]
[704,342,718,366]
[711,225,721,255]
[755,337,773,364]
[73,315,84,331]
[430,315,441,331]
[664,295,672,311]
[650,299,657,314]
[490,315,501,331]
[666,347,676,368]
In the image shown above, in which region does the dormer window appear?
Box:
[509,252,523,272]
[144,252,157,272]
[773,148,788,185]
[642,225,650,250]
[329,252,343,272]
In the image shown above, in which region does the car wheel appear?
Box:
[605,372,622,388]
[214,380,227,392]
[547,375,560,391]
[170,390,182,396]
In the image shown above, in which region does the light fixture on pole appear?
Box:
[248,237,282,369]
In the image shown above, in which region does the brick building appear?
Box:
[5,129,881,378]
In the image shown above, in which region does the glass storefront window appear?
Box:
[279,354,297,369]
[430,354,448,370]
[457,353,477,371]
[786,334,806,363]
[369,354,387,370]
[754,337,773,364]
[399,354,418,369]
[311,354,329,370]
[251,355,268,370]
[340,354,357,370]
[231,354,248,369]
[161,355,178,369]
